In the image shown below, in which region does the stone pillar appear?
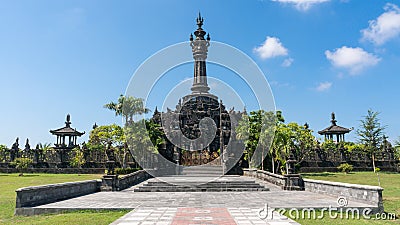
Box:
[283,150,304,191]
[283,174,305,191]
[174,146,181,175]
[101,175,119,191]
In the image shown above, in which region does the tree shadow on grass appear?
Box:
[19,174,40,177]
[301,172,337,177]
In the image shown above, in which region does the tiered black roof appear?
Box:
[50,114,85,136]
[318,112,351,135]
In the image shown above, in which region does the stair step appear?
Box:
[132,175,270,192]
[133,188,269,192]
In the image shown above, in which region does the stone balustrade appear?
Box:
[303,178,384,212]
[117,170,152,191]
[243,168,384,212]
[15,179,101,209]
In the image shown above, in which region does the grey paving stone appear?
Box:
[26,175,377,224]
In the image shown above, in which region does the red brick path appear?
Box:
[171,207,237,225]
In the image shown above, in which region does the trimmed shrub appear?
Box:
[337,163,353,174]
[10,157,33,176]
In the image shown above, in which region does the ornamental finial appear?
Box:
[331,112,337,126]
[65,114,72,127]
[196,12,203,28]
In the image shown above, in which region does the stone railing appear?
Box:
[100,170,152,191]
[243,168,384,212]
[243,168,286,186]
[117,170,152,190]
[303,178,384,212]
[0,168,105,174]
[15,179,101,210]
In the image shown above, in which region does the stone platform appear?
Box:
[133,176,270,192]
[18,175,378,224]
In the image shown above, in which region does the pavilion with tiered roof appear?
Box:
[50,114,85,149]
[318,112,352,142]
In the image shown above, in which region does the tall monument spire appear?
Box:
[190,13,210,94]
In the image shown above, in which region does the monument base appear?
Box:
[101,175,119,191]
[283,174,304,191]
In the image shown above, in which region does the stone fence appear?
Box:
[243,169,384,212]
[15,179,101,215]
[303,178,384,212]
[15,170,151,215]
[0,167,105,174]
[117,170,152,191]
[243,168,286,186]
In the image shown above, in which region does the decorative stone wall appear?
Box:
[117,170,152,191]
[243,168,286,186]
[299,160,399,173]
[0,167,105,174]
[14,170,151,215]
[243,169,384,213]
[15,179,101,208]
[303,178,384,212]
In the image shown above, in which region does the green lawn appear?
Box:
[0,173,129,225]
[290,172,400,225]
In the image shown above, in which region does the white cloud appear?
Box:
[254,36,288,59]
[270,80,291,88]
[281,58,294,67]
[325,46,381,74]
[361,3,400,45]
[271,0,330,11]
[316,82,332,92]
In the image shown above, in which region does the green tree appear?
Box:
[343,142,364,152]
[286,122,317,164]
[271,122,293,174]
[236,110,285,170]
[356,109,386,173]
[235,110,317,173]
[270,116,316,174]
[394,138,400,160]
[104,95,150,124]
[89,124,125,146]
[235,110,269,168]
[104,95,125,122]
[37,143,52,161]
[70,146,85,169]
[11,157,33,176]
[125,119,158,169]
[89,124,127,167]
[0,144,7,162]
[258,111,277,170]
[145,120,164,148]
[104,96,152,168]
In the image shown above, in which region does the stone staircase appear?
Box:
[179,165,224,176]
[132,175,270,192]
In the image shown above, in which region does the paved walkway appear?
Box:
[32,176,375,225]
[111,207,298,225]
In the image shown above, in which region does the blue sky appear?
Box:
[1,0,400,147]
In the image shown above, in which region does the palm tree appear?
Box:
[104,95,151,168]
[105,95,150,124]
[38,143,52,162]
[104,94,126,123]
